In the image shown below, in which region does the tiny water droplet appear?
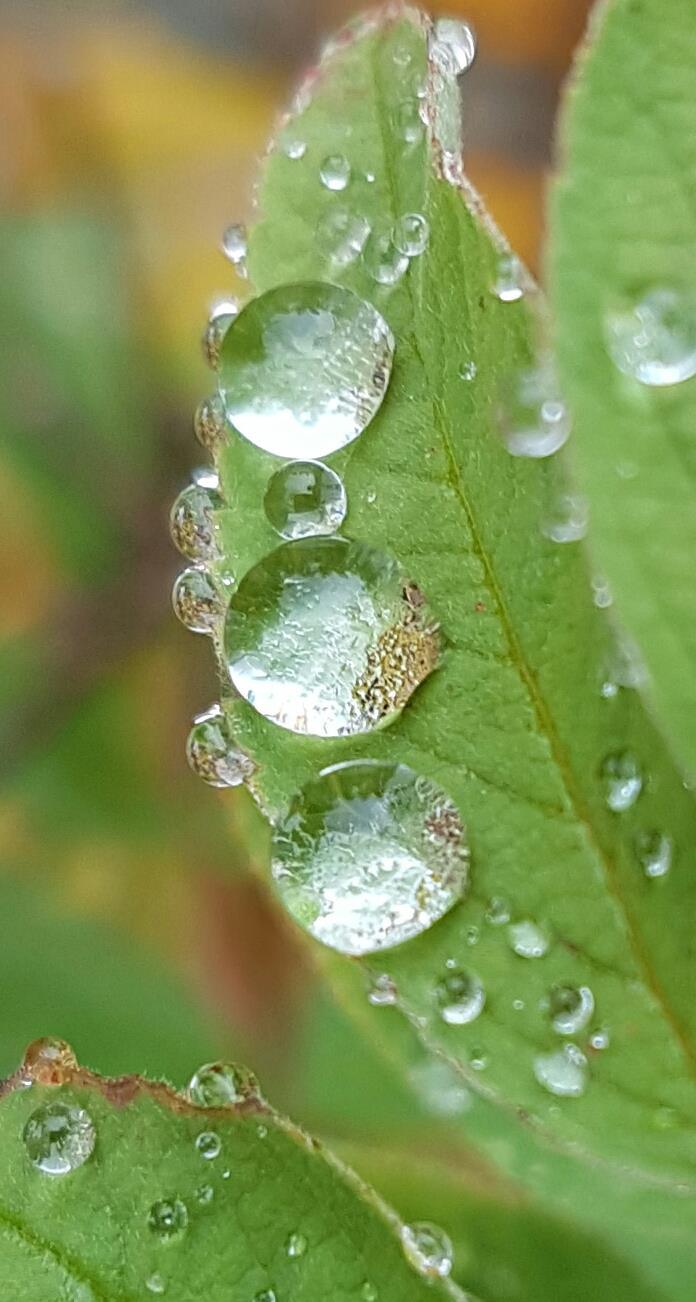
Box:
[393,213,429,258]
[492,253,525,303]
[224,538,440,736]
[408,1060,471,1116]
[436,967,485,1025]
[459,360,477,382]
[194,393,227,452]
[272,761,469,956]
[589,1028,610,1051]
[219,282,394,459]
[286,1231,308,1259]
[605,287,696,386]
[186,704,253,788]
[401,1221,453,1279]
[432,18,477,73]
[170,477,222,563]
[264,461,347,540]
[256,1124,268,1140]
[636,830,672,879]
[601,752,643,812]
[542,493,589,544]
[367,974,398,1006]
[195,1183,214,1205]
[21,1037,77,1086]
[592,575,613,609]
[202,299,239,370]
[507,920,549,959]
[282,138,307,160]
[195,1130,221,1160]
[497,365,570,458]
[147,1197,188,1241]
[221,223,248,267]
[188,1061,260,1107]
[484,896,510,926]
[363,227,409,286]
[172,566,225,635]
[254,1291,276,1302]
[23,1101,95,1175]
[317,208,371,267]
[396,97,425,144]
[534,1043,587,1098]
[470,1047,488,1071]
[361,1285,378,1302]
[146,1274,166,1295]
[319,154,351,191]
[548,985,595,1035]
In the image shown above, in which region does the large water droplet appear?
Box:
[401,1222,454,1279]
[542,492,588,544]
[187,1061,260,1107]
[507,920,549,959]
[435,967,485,1025]
[601,752,643,812]
[202,300,239,370]
[497,365,571,458]
[195,1130,221,1160]
[363,228,409,285]
[264,461,347,540]
[636,830,672,879]
[194,393,227,452]
[393,213,429,258]
[170,477,223,563]
[533,1043,587,1098]
[172,566,225,635]
[186,704,253,788]
[492,253,525,303]
[224,538,440,737]
[219,283,394,459]
[548,984,595,1035]
[21,1037,77,1086]
[23,1101,95,1175]
[317,208,371,267]
[605,287,696,386]
[432,18,477,73]
[319,154,351,191]
[148,1198,188,1241]
[286,1231,308,1259]
[221,223,248,267]
[272,760,469,956]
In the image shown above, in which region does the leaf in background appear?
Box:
[550,0,696,774]
[0,1050,463,1301]
[208,6,696,1291]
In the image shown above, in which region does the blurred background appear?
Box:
[0,0,591,1123]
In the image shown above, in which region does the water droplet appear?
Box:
[484,896,510,926]
[195,1183,214,1205]
[436,967,485,1025]
[408,1060,471,1116]
[317,208,371,267]
[172,566,225,635]
[592,575,613,609]
[272,760,469,956]
[224,538,440,737]
[256,1124,268,1140]
[470,1047,488,1070]
[264,461,347,540]
[219,282,394,459]
[146,1274,166,1295]
[21,1037,77,1086]
[548,985,595,1035]
[187,1061,260,1107]
[202,300,239,370]
[601,752,643,812]
[186,704,253,788]
[459,360,477,382]
[367,974,398,1006]
[282,138,307,160]
[432,18,477,73]
[497,365,571,458]
[170,478,222,563]
[396,97,425,144]
[286,1231,308,1259]
[148,1197,188,1241]
[401,1221,454,1279]
[636,830,672,879]
[194,393,227,452]
[507,920,549,959]
[534,1043,587,1098]
[363,228,409,286]
[393,213,429,258]
[254,1292,276,1302]
[589,1028,610,1051]
[221,223,248,267]
[605,287,696,386]
[195,1130,221,1160]
[492,253,525,303]
[23,1101,95,1175]
[319,153,351,191]
[542,492,588,544]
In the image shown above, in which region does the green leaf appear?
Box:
[549,0,696,773]
[209,6,696,1292]
[0,1051,461,1301]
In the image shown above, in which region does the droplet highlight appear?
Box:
[264,461,347,540]
[492,253,525,303]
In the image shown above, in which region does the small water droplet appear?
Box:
[542,492,589,544]
[23,1101,95,1175]
[636,830,672,878]
[601,752,643,812]
[589,1028,610,1051]
[319,153,351,191]
[202,300,239,370]
[254,1291,276,1302]
[195,1183,214,1205]
[507,920,549,959]
[459,360,477,382]
[186,704,253,788]
[484,896,510,926]
[21,1037,77,1086]
[367,974,398,1006]
[256,1124,268,1140]
[492,253,525,303]
[172,566,225,635]
[146,1274,166,1295]
[195,1130,221,1160]
[393,213,429,258]
[264,461,347,540]
[408,1060,471,1116]
[592,575,613,609]
[436,967,485,1025]
[194,393,227,452]
[187,1061,260,1107]
[470,1047,488,1071]
[497,365,571,458]
[432,18,477,73]
[170,477,222,563]
[272,761,469,956]
[286,1231,308,1259]
[282,138,307,160]
[219,282,394,459]
[548,985,595,1035]
[401,1221,453,1279]
[221,223,248,267]
[534,1043,587,1098]
[363,227,409,286]
[605,287,696,386]
[317,208,371,266]
[147,1197,188,1241]
[364,170,376,184]
[225,538,440,737]
[361,1285,378,1302]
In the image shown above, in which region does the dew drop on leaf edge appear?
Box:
[21,1037,77,1086]
[172,566,225,636]
[401,1221,454,1279]
[186,704,253,789]
[187,1060,261,1108]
